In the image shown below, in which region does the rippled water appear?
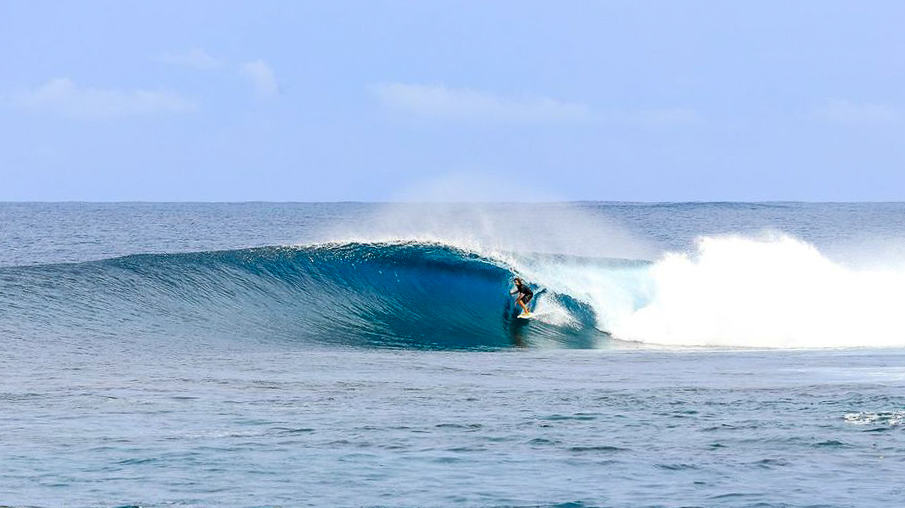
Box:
[2,203,904,507]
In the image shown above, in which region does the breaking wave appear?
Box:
[3,234,904,349]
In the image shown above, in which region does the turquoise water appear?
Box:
[1,202,904,506]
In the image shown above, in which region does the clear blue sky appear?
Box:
[1,1,903,201]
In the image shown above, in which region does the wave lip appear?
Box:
[0,241,603,350]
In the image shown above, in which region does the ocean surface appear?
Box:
[1,202,904,507]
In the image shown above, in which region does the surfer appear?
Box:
[511,277,534,317]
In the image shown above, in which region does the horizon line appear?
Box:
[1,200,904,205]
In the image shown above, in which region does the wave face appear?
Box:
[0,242,601,349]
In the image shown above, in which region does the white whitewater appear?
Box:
[516,233,905,348]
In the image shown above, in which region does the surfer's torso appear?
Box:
[516,283,533,302]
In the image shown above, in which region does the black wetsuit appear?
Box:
[516,284,533,303]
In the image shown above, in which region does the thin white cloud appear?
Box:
[155,51,282,99]
[240,60,278,97]
[626,107,702,127]
[370,82,591,123]
[815,99,899,125]
[9,78,196,118]
[156,48,221,69]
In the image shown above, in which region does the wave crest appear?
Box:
[0,242,601,349]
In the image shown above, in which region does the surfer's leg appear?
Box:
[517,298,530,314]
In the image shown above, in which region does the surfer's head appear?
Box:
[513,277,522,286]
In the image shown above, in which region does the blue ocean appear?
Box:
[1,202,904,507]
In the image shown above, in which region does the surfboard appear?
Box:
[517,312,532,319]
